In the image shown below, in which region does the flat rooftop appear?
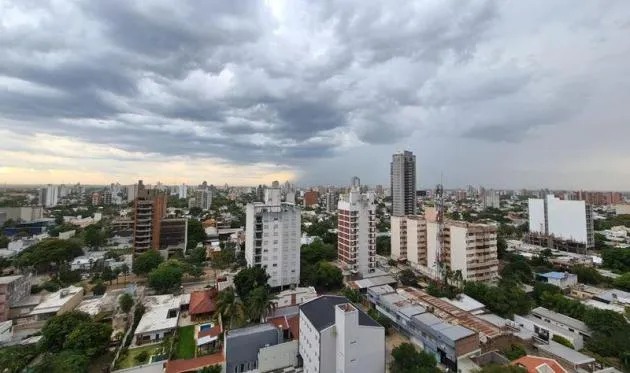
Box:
[30,286,83,315]
[134,295,181,335]
[531,307,589,333]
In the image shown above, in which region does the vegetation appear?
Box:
[234,266,269,299]
[602,248,630,272]
[0,344,38,372]
[571,265,607,285]
[35,350,90,373]
[119,293,134,313]
[187,219,207,251]
[552,334,574,349]
[133,250,164,275]
[475,365,527,373]
[84,224,106,249]
[463,281,531,318]
[215,287,246,329]
[16,238,83,272]
[92,280,107,295]
[502,344,527,361]
[246,286,276,322]
[500,254,534,284]
[594,214,630,230]
[198,365,222,373]
[398,269,418,286]
[390,343,439,373]
[174,325,196,359]
[134,350,150,364]
[148,260,185,293]
[376,236,391,256]
[341,287,362,303]
[613,272,630,291]
[302,261,344,291]
[367,308,392,335]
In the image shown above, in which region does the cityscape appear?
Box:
[2,1,630,373]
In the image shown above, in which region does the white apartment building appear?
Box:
[245,186,301,289]
[126,184,138,203]
[392,216,498,282]
[529,195,594,248]
[40,184,58,207]
[337,187,376,276]
[178,183,187,199]
[483,190,500,209]
[299,295,385,373]
[193,189,212,210]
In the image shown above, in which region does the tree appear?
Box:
[310,262,343,291]
[187,218,207,251]
[390,343,439,373]
[34,351,90,373]
[246,286,276,322]
[234,266,269,300]
[101,265,117,284]
[399,269,418,286]
[502,344,527,361]
[613,272,630,291]
[41,311,92,352]
[16,238,83,272]
[572,265,605,285]
[198,365,222,373]
[464,282,531,318]
[341,287,362,303]
[84,225,106,249]
[135,350,150,364]
[500,255,533,284]
[121,263,130,282]
[475,365,527,373]
[189,206,203,217]
[58,265,82,285]
[133,250,164,275]
[300,240,336,264]
[92,280,107,295]
[119,293,134,313]
[215,287,245,329]
[64,321,113,358]
[376,236,391,256]
[552,334,574,349]
[0,234,9,249]
[148,261,184,294]
[0,344,38,373]
[602,247,630,272]
[187,246,207,265]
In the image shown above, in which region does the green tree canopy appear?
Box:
[0,344,38,373]
[613,272,630,291]
[234,266,269,299]
[246,286,276,322]
[390,343,439,373]
[119,293,134,313]
[187,218,207,251]
[399,269,418,286]
[148,260,184,293]
[92,280,107,295]
[64,321,113,357]
[300,239,336,265]
[83,224,106,249]
[214,287,245,329]
[41,311,92,352]
[16,238,83,271]
[133,250,164,275]
[464,282,531,318]
[34,351,90,373]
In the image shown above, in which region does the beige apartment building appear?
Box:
[392,216,498,283]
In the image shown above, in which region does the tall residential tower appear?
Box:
[390,151,416,216]
[337,185,376,276]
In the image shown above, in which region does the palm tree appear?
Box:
[246,287,276,323]
[121,264,129,284]
[453,270,464,289]
[214,287,245,329]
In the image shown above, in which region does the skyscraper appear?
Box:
[337,185,376,276]
[133,180,167,253]
[245,183,301,288]
[40,184,58,207]
[391,151,417,216]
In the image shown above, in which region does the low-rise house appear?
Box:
[513,307,591,350]
[273,286,317,308]
[134,295,180,345]
[536,272,578,289]
[225,323,297,373]
[28,285,83,321]
[513,355,568,373]
[188,289,218,321]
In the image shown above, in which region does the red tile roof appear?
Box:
[189,289,217,315]
[165,352,224,373]
[513,355,567,373]
[198,324,222,338]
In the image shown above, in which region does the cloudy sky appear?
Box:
[1,0,630,189]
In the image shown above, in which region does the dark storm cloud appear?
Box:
[0,0,623,182]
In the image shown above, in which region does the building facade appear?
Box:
[325,191,338,213]
[337,187,376,276]
[159,218,188,254]
[299,295,385,373]
[0,275,31,322]
[245,185,301,289]
[193,189,212,210]
[392,216,499,282]
[303,191,319,208]
[483,190,500,209]
[133,180,168,253]
[40,184,59,207]
[390,151,417,216]
[528,195,594,250]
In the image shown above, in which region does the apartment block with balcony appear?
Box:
[337,187,376,276]
[245,185,301,289]
[133,180,168,253]
[391,215,427,266]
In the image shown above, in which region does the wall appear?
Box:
[391,216,405,260]
[335,305,385,373]
[547,196,588,244]
[299,310,320,373]
[528,199,546,235]
[449,226,469,279]
[257,340,298,372]
[513,315,583,350]
[319,327,336,373]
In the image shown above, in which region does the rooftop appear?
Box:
[189,289,217,315]
[531,307,589,333]
[30,286,83,315]
[350,275,398,290]
[0,275,23,284]
[442,294,485,314]
[594,289,630,304]
[134,295,180,335]
[164,352,224,373]
[537,272,575,280]
[226,322,277,338]
[300,295,380,332]
[534,341,595,366]
[513,355,568,373]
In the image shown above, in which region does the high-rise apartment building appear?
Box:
[126,184,138,203]
[337,187,376,276]
[40,184,58,207]
[245,184,301,288]
[325,191,338,213]
[133,180,168,253]
[102,190,112,205]
[192,189,212,210]
[178,184,187,199]
[303,191,319,208]
[528,195,594,251]
[390,151,416,216]
[483,190,500,209]
[91,192,101,206]
[392,216,499,282]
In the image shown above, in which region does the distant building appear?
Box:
[337,186,376,276]
[325,191,338,213]
[299,295,385,373]
[192,189,212,210]
[0,207,43,222]
[126,183,138,203]
[91,192,101,206]
[40,184,58,207]
[133,180,168,253]
[528,195,594,251]
[0,275,31,321]
[514,307,591,350]
[483,190,500,209]
[391,150,417,216]
[178,183,187,199]
[536,272,578,289]
[245,184,301,289]
[574,191,623,206]
[159,218,188,254]
[392,216,499,283]
[102,190,112,205]
[29,286,83,321]
[303,191,319,208]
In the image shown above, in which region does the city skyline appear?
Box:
[1,1,630,189]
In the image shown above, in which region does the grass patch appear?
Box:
[116,345,161,369]
[174,325,196,359]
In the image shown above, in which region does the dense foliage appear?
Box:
[132,250,164,275]
[299,240,343,291]
[119,293,134,313]
[16,238,83,271]
[463,281,531,318]
[376,236,391,256]
[187,218,207,251]
[602,248,630,272]
[148,260,185,293]
[390,343,439,373]
[234,266,269,299]
[398,269,418,286]
[0,344,38,372]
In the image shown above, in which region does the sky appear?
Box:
[1,1,630,189]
